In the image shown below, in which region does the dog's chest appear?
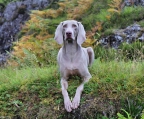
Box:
[64,61,84,77]
[64,61,79,69]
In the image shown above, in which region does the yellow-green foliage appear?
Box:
[65,0,93,19]
[83,22,102,47]
[117,109,133,119]
[108,0,122,14]
[106,0,122,24]
[86,22,102,38]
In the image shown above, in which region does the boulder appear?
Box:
[124,0,144,6]
[98,24,144,48]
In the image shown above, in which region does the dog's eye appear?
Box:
[72,24,77,28]
[63,24,67,28]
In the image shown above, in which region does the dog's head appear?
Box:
[54,20,86,45]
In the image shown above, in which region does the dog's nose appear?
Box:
[66,32,72,36]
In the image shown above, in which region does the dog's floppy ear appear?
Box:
[54,22,63,44]
[77,22,86,45]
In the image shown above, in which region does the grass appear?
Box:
[0,66,57,91]
[0,59,144,118]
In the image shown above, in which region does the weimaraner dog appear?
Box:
[54,20,94,112]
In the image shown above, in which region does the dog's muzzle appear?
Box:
[66,32,74,42]
[66,32,72,39]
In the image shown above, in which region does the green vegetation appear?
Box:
[0,59,144,118]
[0,0,144,118]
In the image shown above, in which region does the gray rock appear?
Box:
[124,0,144,6]
[4,2,17,21]
[141,0,144,6]
[98,24,143,48]
[125,0,132,6]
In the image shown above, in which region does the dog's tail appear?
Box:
[87,47,95,66]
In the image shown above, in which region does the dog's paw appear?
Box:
[72,96,80,109]
[64,98,73,112]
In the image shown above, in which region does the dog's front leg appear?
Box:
[72,75,91,109]
[72,83,84,109]
[61,78,72,112]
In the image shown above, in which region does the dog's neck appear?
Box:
[63,40,81,62]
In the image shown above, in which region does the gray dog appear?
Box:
[54,20,94,112]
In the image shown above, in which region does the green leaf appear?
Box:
[117,112,127,119]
